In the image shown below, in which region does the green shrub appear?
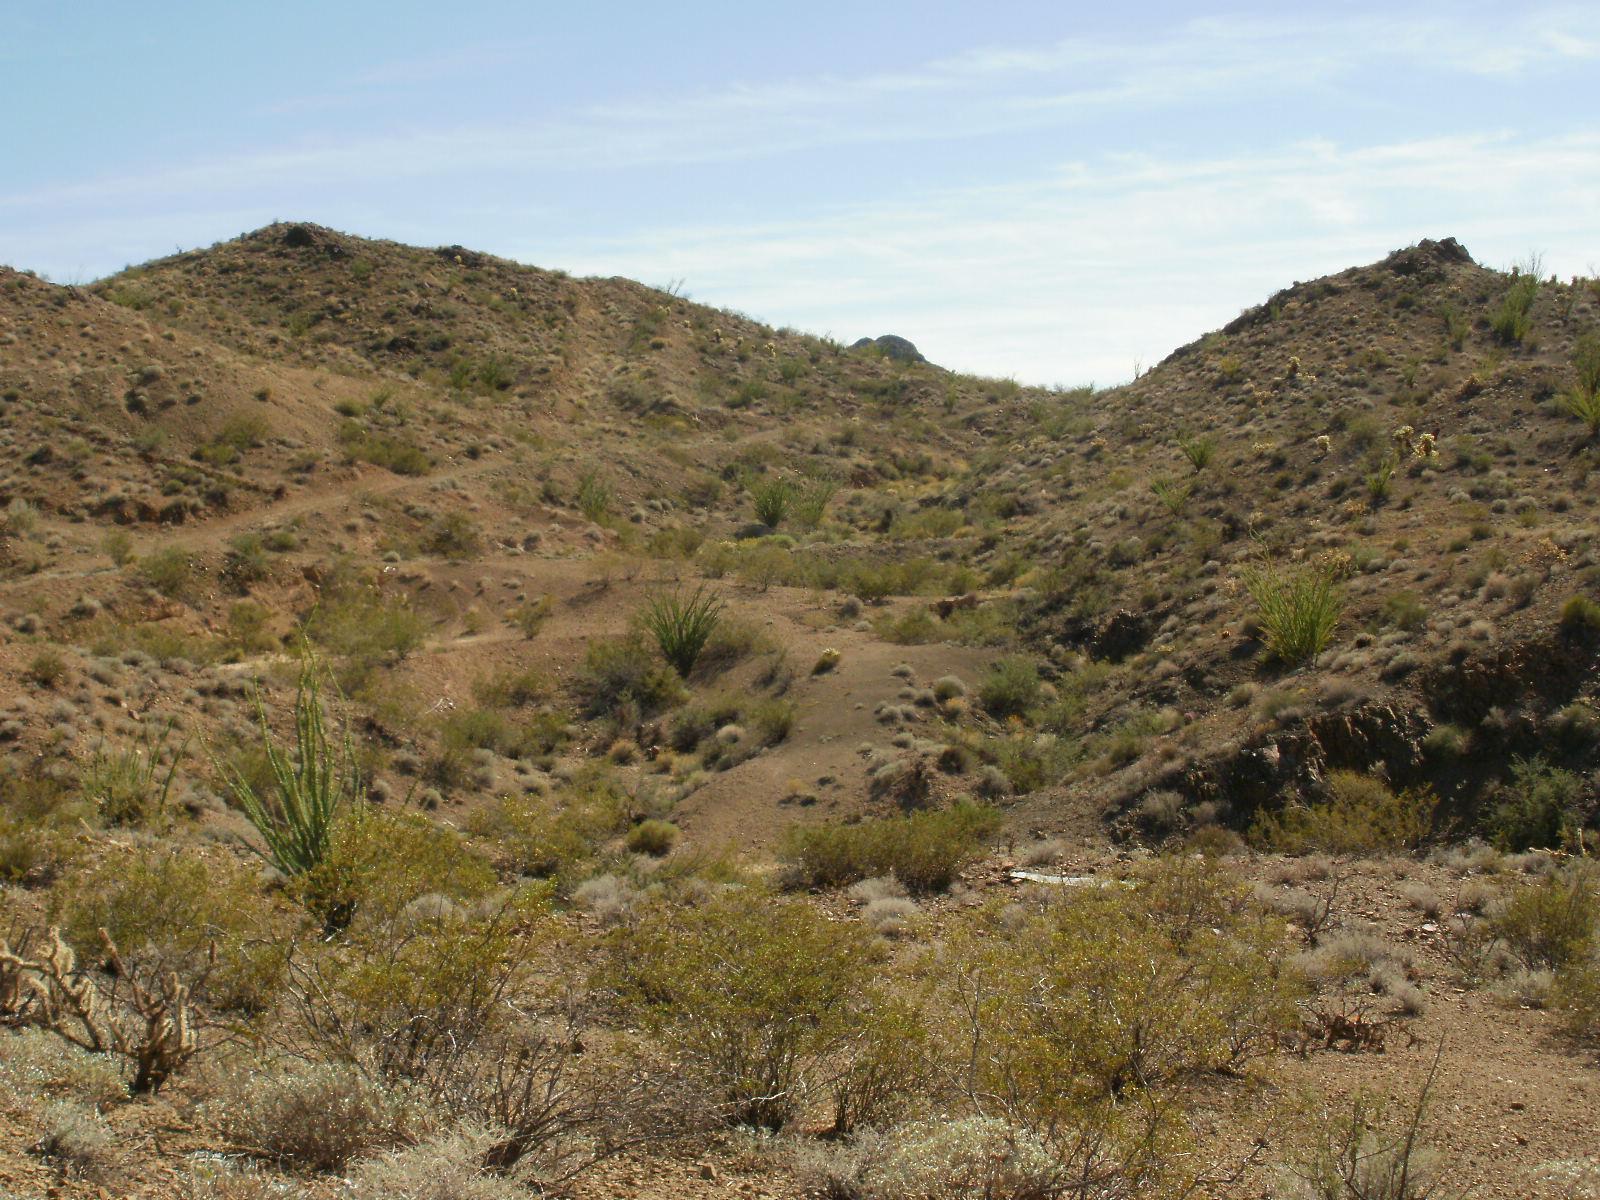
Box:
[1381,590,1428,632]
[940,857,1299,1153]
[221,533,270,591]
[778,802,1001,894]
[24,648,67,688]
[572,635,684,718]
[1242,563,1342,666]
[338,424,431,475]
[301,803,498,932]
[0,776,87,884]
[606,891,876,1129]
[101,529,133,566]
[1490,269,1539,345]
[977,656,1041,719]
[57,847,287,1014]
[642,586,724,677]
[576,469,611,521]
[793,479,837,530]
[1484,757,1588,851]
[138,547,195,600]
[305,586,427,669]
[1560,594,1600,632]
[626,819,679,857]
[1251,772,1437,854]
[1487,864,1598,970]
[423,511,483,559]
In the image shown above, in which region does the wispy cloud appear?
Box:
[4,7,1594,212]
[540,132,1600,385]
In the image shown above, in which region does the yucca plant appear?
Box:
[1561,389,1600,439]
[642,586,725,677]
[1243,563,1342,667]
[222,648,358,877]
[1150,478,1191,516]
[1177,435,1216,472]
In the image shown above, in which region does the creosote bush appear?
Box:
[1251,773,1438,855]
[605,890,878,1130]
[571,634,685,718]
[778,802,1001,893]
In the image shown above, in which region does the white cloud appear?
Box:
[3,7,1594,212]
[539,132,1600,385]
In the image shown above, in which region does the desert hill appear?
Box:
[0,226,1598,1197]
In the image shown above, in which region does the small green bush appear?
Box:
[1488,864,1598,971]
[423,511,483,559]
[79,721,183,827]
[576,469,611,522]
[138,547,195,600]
[1484,758,1588,851]
[24,648,67,688]
[626,819,679,857]
[1560,594,1600,632]
[779,802,1001,894]
[469,788,623,879]
[572,635,684,718]
[1490,268,1539,345]
[977,656,1041,719]
[606,891,876,1129]
[58,846,287,1014]
[1251,772,1437,854]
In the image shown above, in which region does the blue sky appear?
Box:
[4,2,1597,384]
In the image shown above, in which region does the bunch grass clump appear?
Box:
[1243,562,1342,667]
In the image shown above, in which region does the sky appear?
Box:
[3,1,1598,385]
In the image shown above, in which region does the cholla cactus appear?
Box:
[1313,434,1332,457]
[1392,424,1415,447]
[0,928,202,1094]
[1413,432,1438,458]
[1287,355,1302,376]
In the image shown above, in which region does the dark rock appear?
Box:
[851,334,925,363]
[1385,237,1474,276]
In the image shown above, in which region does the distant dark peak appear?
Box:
[1385,237,1475,276]
[851,334,925,363]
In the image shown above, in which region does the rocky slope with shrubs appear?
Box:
[0,225,1597,1198]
